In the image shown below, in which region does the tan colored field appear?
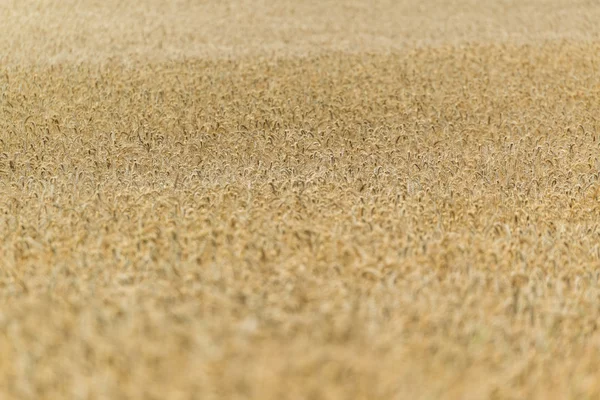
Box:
[3,1,600,399]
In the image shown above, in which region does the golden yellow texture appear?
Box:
[2,1,600,399]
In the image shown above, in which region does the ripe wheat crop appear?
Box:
[2,0,600,399]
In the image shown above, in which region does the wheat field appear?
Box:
[2,1,600,399]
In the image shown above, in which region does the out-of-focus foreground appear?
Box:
[2,1,600,399]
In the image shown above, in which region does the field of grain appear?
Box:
[2,1,600,399]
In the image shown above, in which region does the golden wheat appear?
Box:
[2,1,600,399]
